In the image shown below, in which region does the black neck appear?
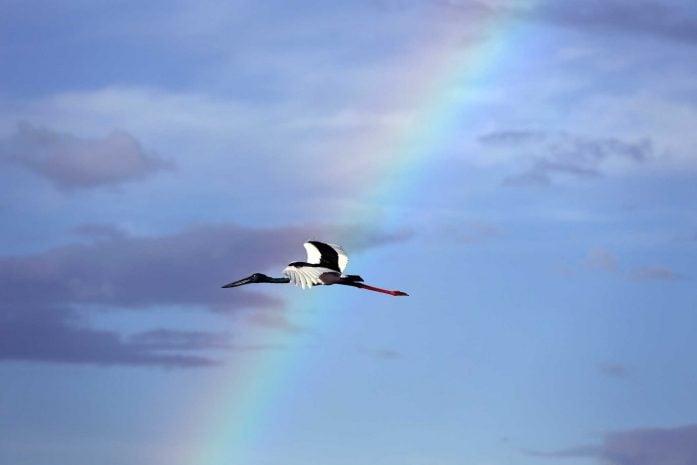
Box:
[266,277,291,283]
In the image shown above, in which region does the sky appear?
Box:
[1,1,697,464]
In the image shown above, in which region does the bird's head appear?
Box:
[221,273,270,288]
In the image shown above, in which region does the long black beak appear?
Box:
[222,275,254,288]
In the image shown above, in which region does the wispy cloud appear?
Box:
[580,247,682,282]
[479,130,653,186]
[584,247,619,272]
[598,362,629,379]
[360,347,403,361]
[526,423,697,465]
[245,308,306,334]
[0,122,174,190]
[336,226,415,252]
[629,265,682,281]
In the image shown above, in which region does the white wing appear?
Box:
[303,242,322,265]
[303,241,349,272]
[283,265,335,289]
[330,243,349,272]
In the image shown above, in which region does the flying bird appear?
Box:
[222,241,408,296]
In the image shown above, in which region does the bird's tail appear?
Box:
[341,274,364,283]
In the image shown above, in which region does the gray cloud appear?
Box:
[533,1,697,45]
[0,122,174,190]
[128,329,286,352]
[127,329,233,350]
[478,130,547,146]
[526,423,697,465]
[598,362,629,379]
[425,0,697,45]
[0,223,290,367]
[0,223,289,312]
[478,130,653,186]
[580,248,682,282]
[584,247,619,272]
[367,348,403,360]
[0,305,223,367]
[526,445,602,459]
[629,266,681,281]
[245,308,306,333]
[0,223,410,366]
[73,223,129,241]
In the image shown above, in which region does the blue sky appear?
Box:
[2,1,697,464]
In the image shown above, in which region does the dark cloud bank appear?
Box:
[0,223,411,367]
[0,122,173,190]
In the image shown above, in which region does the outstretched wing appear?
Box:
[283,265,337,289]
[304,241,349,272]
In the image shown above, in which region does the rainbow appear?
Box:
[189,6,531,464]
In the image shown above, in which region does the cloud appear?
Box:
[580,248,682,282]
[339,226,415,251]
[73,223,129,241]
[0,223,290,366]
[478,130,654,186]
[478,130,547,146]
[245,309,306,333]
[0,305,223,367]
[532,1,697,45]
[127,329,233,350]
[598,362,629,379]
[584,247,619,272]
[526,445,602,459]
[1,222,411,311]
[526,423,697,465]
[366,348,403,360]
[0,122,174,190]
[426,0,697,45]
[0,222,409,366]
[629,266,682,281]
[0,223,289,312]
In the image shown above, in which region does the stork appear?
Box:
[222,241,408,296]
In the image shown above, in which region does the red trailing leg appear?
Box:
[352,282,409,296]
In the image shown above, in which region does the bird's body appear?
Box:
[222,241,408,296]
